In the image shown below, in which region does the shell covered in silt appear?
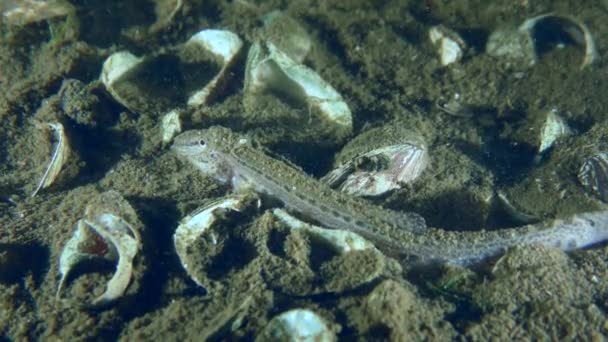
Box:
[323,123,428,197]
[579,152,608,203]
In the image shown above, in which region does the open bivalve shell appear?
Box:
[244,42,353,143]
[174,194,259,289]
[57,191,142,306]
[255,309,337,342]
[101,29,243,116]
[486,13,599,69]
[323,125,428,197]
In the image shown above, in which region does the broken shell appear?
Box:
[272,209,377,254]
[161,109,182,145]
[429,25,466,66]
[255,309,336,342]
[31,122,71,197]
[244,42,353,142]
[495,191,541,225]
[174,194,259,289]
[261,10,312,63]
[323,125,428,197]
[578,152,608,203]
[486,14,599,69]
[57,191,142,306]
[538,108,572,155]
[2,0,74,26]
[101,29,243,115]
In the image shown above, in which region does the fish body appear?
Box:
[173,126,608,265]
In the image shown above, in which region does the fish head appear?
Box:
[172,126,242,184]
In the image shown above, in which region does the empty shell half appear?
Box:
[173,194,259,289]
[323,126,428,197]
[101,29,243,115]
[486,13,599,69]
[578,152,608,203]
[56,191,142,306]
[244,42,353,143]
[255,309,337,342]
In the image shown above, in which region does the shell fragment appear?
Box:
[255,309,336,342]
[429,25,466,66]
[538,109,572,154]
[31,122,71,197]
[56,191,142,306]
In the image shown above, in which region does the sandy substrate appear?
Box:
[1,0,608,340]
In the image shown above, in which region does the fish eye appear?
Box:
[198,139,206,146]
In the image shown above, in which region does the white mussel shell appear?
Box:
[261,10,312,63]
[538,108,572,154]
[244,42,353,142]
[31,121,71,197]
[255,309,336,342]
[429,25,465,66]
[173,194,258,289]
[56,191,142,306]
[101,29,243,115]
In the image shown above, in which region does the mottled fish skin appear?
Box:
[173,127,608,266]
